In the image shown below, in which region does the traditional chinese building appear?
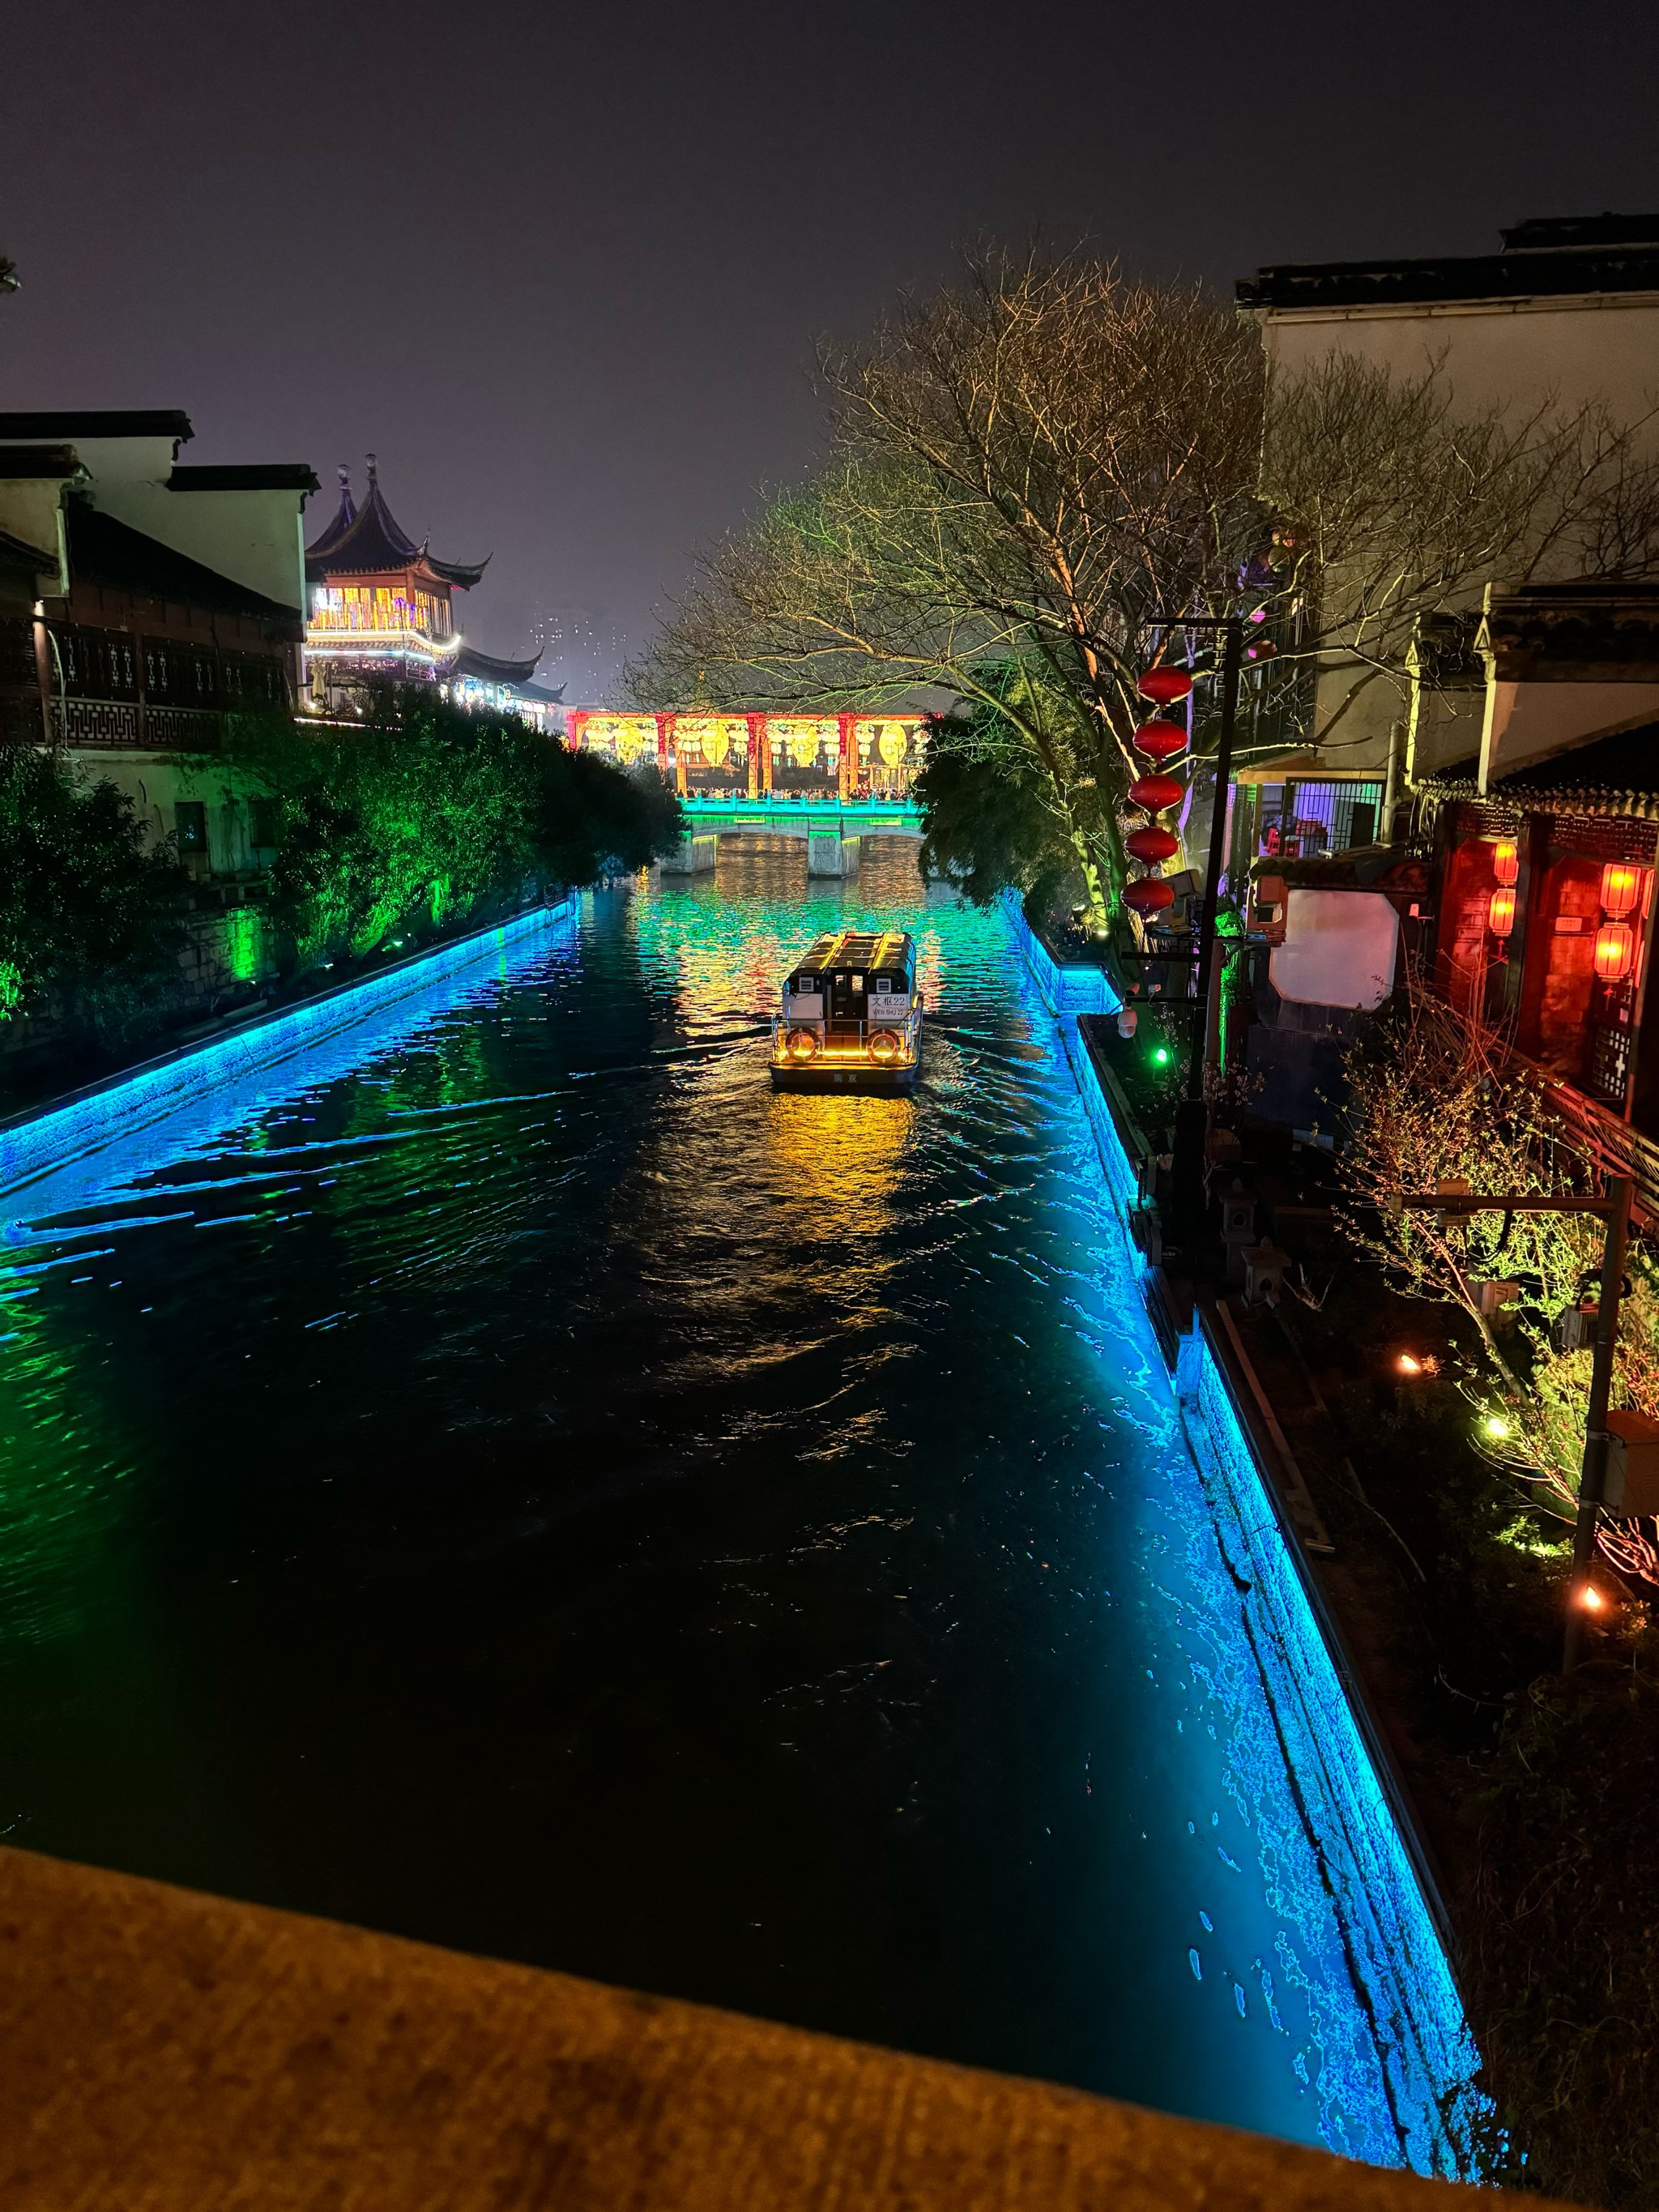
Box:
[564,709,929,799]
[302,456,540,711]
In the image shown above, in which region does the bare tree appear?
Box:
[636,253,1659,925]
[634,251,1266,933]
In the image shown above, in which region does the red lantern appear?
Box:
[1137,668,1193,706]
[1133,720,1188,762]
[1601,860,1642,918]
[1124,876,1176,916]
[1492,838,1519,887]
[1126,824,1180,865]
[1128,772,1184,813]
[1595,920,1636,982]
[1486,887,1516,938]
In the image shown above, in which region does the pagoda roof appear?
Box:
[305,455,488,588]
[455,643,544,685]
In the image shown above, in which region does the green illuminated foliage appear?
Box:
[915,699,1078,915]
[228,695,682,967]
[0,745,183,1040]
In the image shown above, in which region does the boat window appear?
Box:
[851,976,864,992]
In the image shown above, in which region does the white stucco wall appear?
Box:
[91,482,308,613]
[0,478,70,590]
[1259,294,1659,432]
[1255,289,1659,788]
[1479,681,1659,787]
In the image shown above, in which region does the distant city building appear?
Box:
[527,604,627,704]
[302,457,548,718]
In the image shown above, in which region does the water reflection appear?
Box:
[0,839,1472,2170]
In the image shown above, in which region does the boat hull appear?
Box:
[770,1064,918,1095]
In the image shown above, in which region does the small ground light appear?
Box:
[1483,1412,1512,1439]
[1397,1353,1422,1375]
[1580,1583,1608,1613]
[1153,1046,1171,1065]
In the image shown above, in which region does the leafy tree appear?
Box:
[915,704,1075,916]
[0,745,183,1038]
[228,694,681,966]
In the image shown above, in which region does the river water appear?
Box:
[0,843,1469,2166]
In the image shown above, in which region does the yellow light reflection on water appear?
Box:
[763,1090,913,1242]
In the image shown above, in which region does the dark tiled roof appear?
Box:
[0,525,52,575]
[1501,215,1659,251]
[305,461,487,588]
[0,443,82,480]
[1239,215,1659,311]
[168,464,319,494]
[0,410,192,442]
[66,498,301,628]
[455,644,543,685]
[1496,720,1659,795]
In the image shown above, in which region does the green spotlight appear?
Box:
[1153,1046,1170,1065]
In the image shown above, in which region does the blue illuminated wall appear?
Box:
[999,894,1119,1016]
[1056,1015,1145,1270]
[1175,1323,1480,2171]
[1005,899,1482,2175]
[1,899,576,1226]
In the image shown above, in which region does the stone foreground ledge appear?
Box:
[0,1847,1552,2210]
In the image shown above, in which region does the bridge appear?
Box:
[663,793,923,878]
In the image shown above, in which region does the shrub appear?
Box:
[228,697,683,966]
[0,745,183,1040]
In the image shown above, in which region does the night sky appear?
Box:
[4,1,1657,694]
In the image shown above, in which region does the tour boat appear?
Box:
[770,929,922,1093]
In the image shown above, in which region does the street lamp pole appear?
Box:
[1393,1177,1633,1673]
[1564,1174,1633,1672]
[1186,615,1244,1107]
[1135,614,1245,1241]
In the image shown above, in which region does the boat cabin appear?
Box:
[783,931,916,1029]
[773,929,921,1091]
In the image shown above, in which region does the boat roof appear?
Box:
[791,930,914,971]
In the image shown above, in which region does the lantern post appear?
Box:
[1187,616,1243,1108]
[1125,615,1244,1239]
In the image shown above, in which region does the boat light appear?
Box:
[785,1027,820,1061]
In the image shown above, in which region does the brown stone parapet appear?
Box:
[0,1845,1551,2211]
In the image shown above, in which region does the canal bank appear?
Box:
[0,843,1475,2173]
